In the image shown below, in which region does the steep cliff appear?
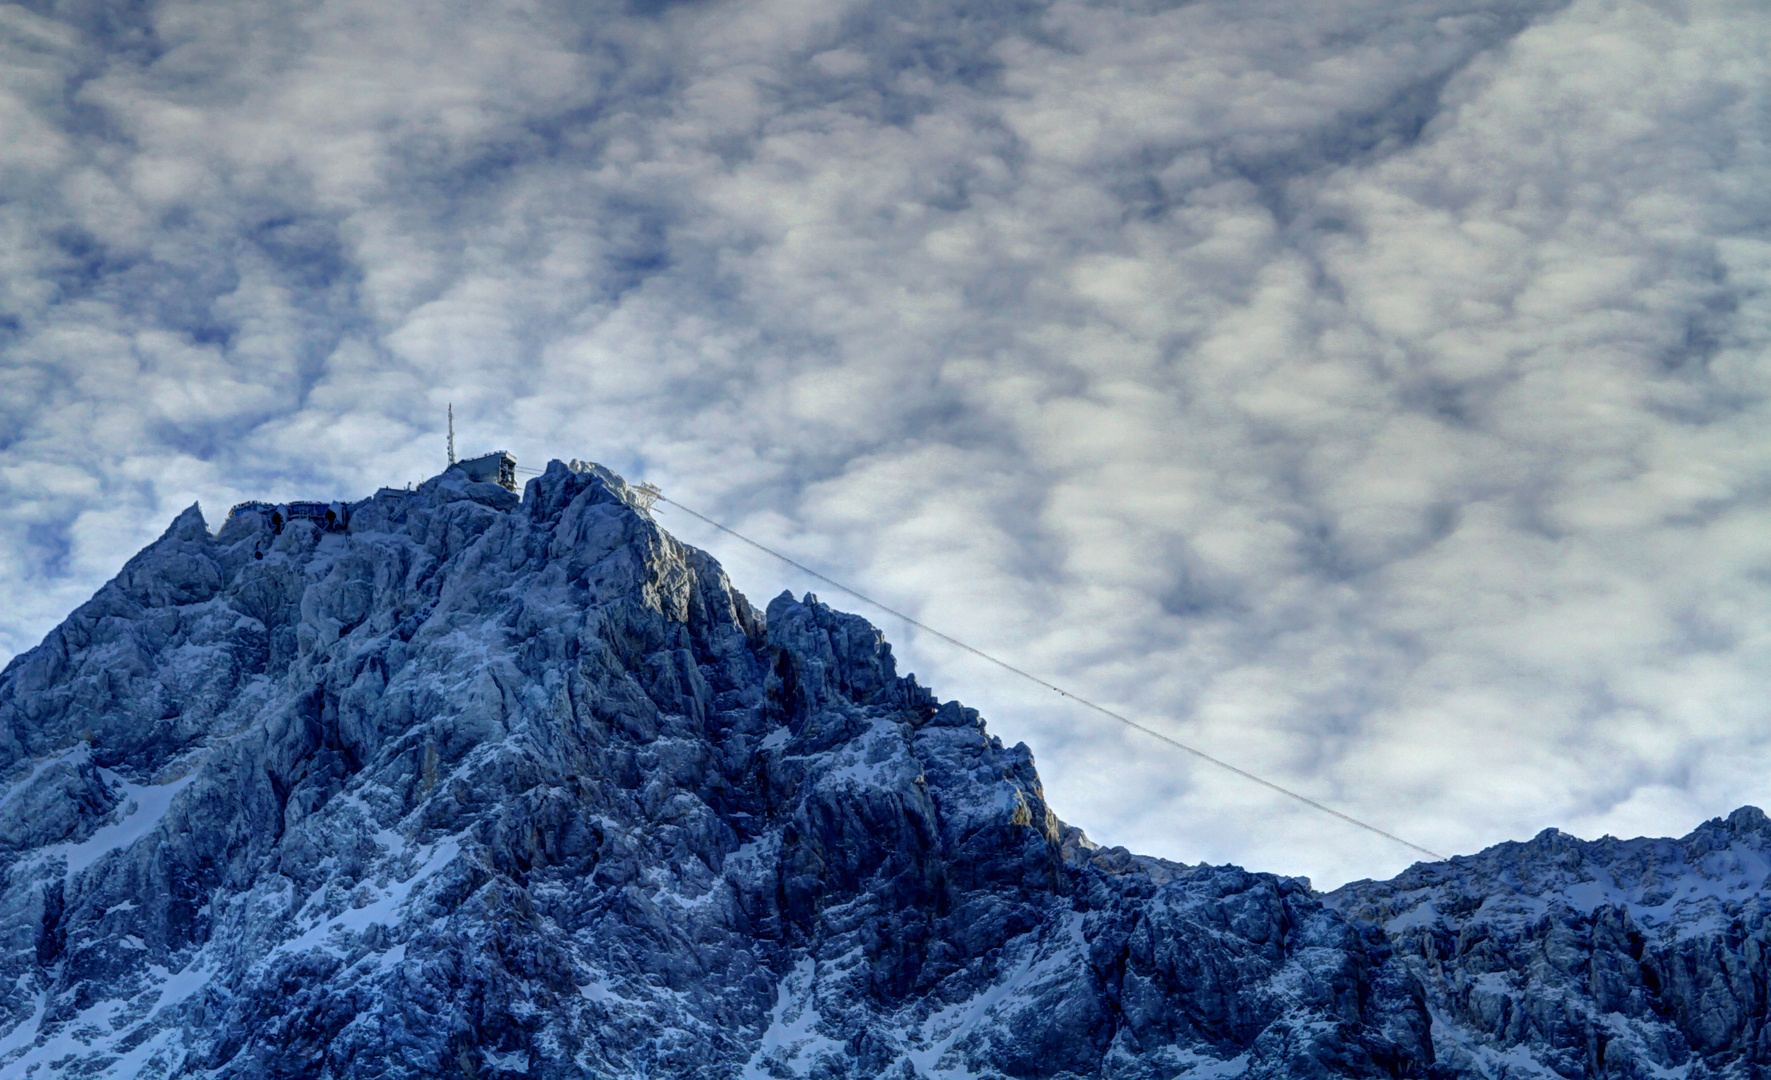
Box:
[0,462,1428,1079]
[1,461,1764,1079]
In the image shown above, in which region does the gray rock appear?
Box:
[0,458,1754,1079]
[1327,807,1771,1078]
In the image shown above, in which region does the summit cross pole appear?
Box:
[447,405,456,466]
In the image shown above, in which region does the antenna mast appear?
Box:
[447,404,456,466]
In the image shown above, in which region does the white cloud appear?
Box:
[2,0,1768,886]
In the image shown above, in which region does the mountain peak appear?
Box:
[0,461,1766,1078]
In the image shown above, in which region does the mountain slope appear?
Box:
[0,461,1430,1079]
[1327,810,1771,1079]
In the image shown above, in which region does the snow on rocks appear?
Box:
[0,458,1760,1077]
[1328,808,1771,1077]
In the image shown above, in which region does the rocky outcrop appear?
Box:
[1328,809,1771,1079]
[2,458,1764,1078]
[0,461,1429,1079]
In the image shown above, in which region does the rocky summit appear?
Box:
[0,461,1764,1079]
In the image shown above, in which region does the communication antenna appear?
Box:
[447,404,456,466]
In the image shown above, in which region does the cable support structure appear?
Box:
[652,492,1446,862]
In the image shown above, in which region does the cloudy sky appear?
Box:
[3,0,1769,887]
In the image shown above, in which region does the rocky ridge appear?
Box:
[0,459,1763,1078]
[1328,809,1771,1078]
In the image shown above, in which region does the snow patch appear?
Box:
[483,1048,530,1072]
[29,767,199,878]
[275,836,461,959]
[0,949,215,1077]
[1173,1051,1251,1078]
[901,912,1089,1078]
[741,958,847,1078]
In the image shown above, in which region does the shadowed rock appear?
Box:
[0,460,1756,1078]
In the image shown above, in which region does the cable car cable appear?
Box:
[652,493,1445,861]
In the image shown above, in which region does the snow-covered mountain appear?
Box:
[1327,811,1771,1079]
[0,460,1763,1078]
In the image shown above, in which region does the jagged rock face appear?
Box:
[0,462,1430,1079]
[1327,809,1771,1079]
[10,459,1767,1080]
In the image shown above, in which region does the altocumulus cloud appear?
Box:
[1,0,1768,886]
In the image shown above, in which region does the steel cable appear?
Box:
[654,493,1445,862]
